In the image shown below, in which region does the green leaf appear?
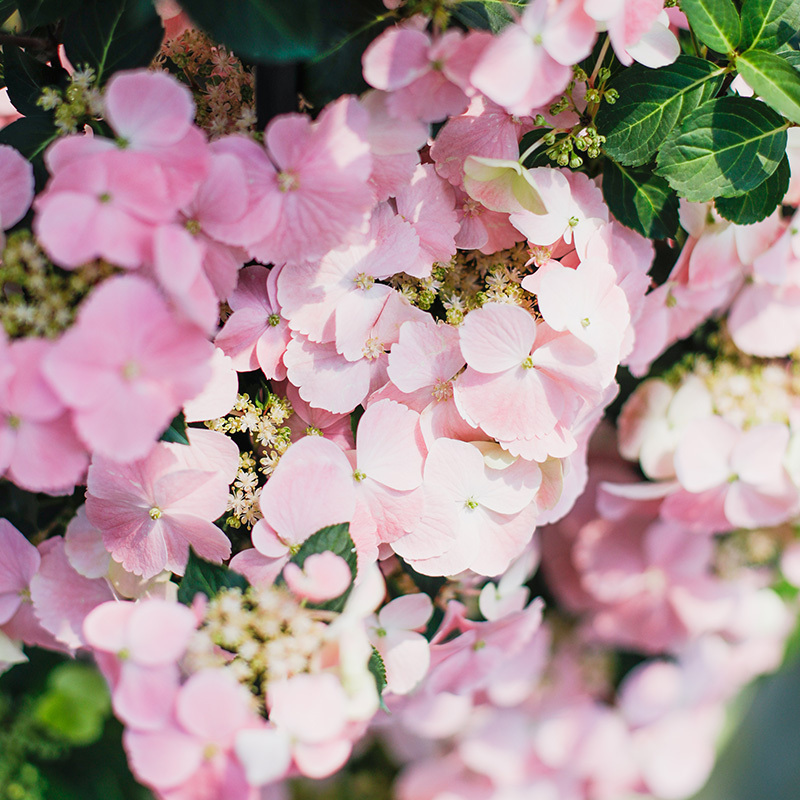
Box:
[177,548,249,605]
[3,44,66,117]
[17,0,83,28]
[178,0,322,63]
[596,56,725,167]
[602,160,680,239]
[368,646,388,711]
[682,0,741,54]
[452,0,520,32]
[736,49,800,123]
[159,411,190,446]
[714,153,790,224]
[287,522,357,612]
[61,0,164,84]
[776,45,800,69]
[655,96,788,202]
[740,0,800,53]
[34,662,111,746]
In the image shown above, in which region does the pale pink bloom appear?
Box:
[283,552,352,603]
[0,337,88,493]
[283,334,387,415]
[277,204,419,344]
[84,599,197,730]
[0,143,34,234]
[281,381,353,451]
[470,0,596,115]
[511,168,608,255]
[576,516,734,653]
[585,0,678,67]
[125,668,259,798]
[215,265,291,378]
[43,275,213,462]
[368,593,432,695]
[392,164,459,278]
[0,519,40,626]
[669,418,799,531]
[453,186,523,254]
[462,155,546,216]
[34,149,176,269]
[267,672,353,778]
[349,399,426,555]
[532,259,630,384]
[85,436,232,580]
[360,90,428,201]
[242,96,374,266]
[478,546,539,621]
[430,95,534,188]
[183,348,238,423]
[392,438,539,577]
[234,437,355,586]
[454,303,602,461]
[362,27,470,122]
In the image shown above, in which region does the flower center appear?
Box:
[277,171,299,192]
[121,360,140,380]
[149,507,162,520]
[354,272,374,290]
[268,313,281,327]
[432,379,453,402]
[521,356,534,369]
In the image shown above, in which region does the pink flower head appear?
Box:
[43,275,213,462]
[0,337,88,493]
[85,435,232,580]
[362,27,471,123]
[125,668,260,796]
[283,381,354,451]
[283,552,352,603]
[84,598,198,729]
[0,519,40,626]
[215,265,291,379]
[0,143,34,233]
[242,96,374,266]
[470,0,596,115]
[34,149,177,270]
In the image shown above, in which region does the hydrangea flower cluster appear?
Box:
[3,1,800,798]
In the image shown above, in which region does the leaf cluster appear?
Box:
[595,0,800,235]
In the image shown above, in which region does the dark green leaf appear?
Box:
[736,49,800,123]
[3,44,67,117]
[287,522,357,613]
[776,46,800,69]
[714,153,790,223]
[603,160,680,239]
[177,548,249,605]
[0,1,17,22]
[655,96,788,202]
[17,0,83,28]
[61,0,164,84]
[682,0,741,53]
[740,0,800,53]
[178,0,322,63]
[452,0,520,32]
[159,411,190,446]
[368,646,388,711]
[596,56,725,167]
[0,115,58,190]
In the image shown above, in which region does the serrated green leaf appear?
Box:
[3,44,66,118]
[159,411,190,446]
[61,0,163,84]
[714,153,790,224]
[287,523,357,613]
[736,49,800,123]
[177,548,249,605]
[603,160,680,239]
[740,0,800,53]
[596,56,725,167]
[682,0,741,53]
[655,96,788,202]
[369,646,388,710]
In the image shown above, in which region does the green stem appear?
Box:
[589,36,610,86]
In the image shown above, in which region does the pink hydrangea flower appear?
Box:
[0,143,34,240]
[85,436,233,580]
[43,275,213,462]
